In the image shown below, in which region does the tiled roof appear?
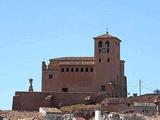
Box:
[49,57,95,66]
[94,33,121,42]
[50,57,94,61]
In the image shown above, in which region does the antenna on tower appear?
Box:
[106,28,109,34]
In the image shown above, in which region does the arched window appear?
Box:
[105,41,110,47]
[49,74,53,79]
[107,48,109,53]
[71,68,74,72]
[91,68,93,72]
[85,68,88,72]
[81,68,84,72]
[61,68,64,72]
[66,68,69,72]
[76,68,79,72]
[98,41,102,47]
[107,58,110,62]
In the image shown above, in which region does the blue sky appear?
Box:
[0,0,160,109]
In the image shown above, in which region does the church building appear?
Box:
[12,32,127,111]
[42,32,127,97]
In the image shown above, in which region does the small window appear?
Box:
[71,68,74,72]
[76,68,79,72]
[101,85,105,91]
[85,68,88,72]
[106,41,110,47]
[81,68,84,72]
[107,48,109,53]
[62,88,68,92]
[107,58,110,62]
[99,58,101,62]
[99,49,101,53]
[90,68,93,72]
[49,74,53,79]
[98,41,102,47]
[66,68,69,72]
[61,68,64,72]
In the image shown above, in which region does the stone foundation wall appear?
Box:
[12,91,107,111]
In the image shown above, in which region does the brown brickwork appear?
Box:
[42,33,127,97]
[12,33,127,111]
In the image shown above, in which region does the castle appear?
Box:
[12,32,127,111]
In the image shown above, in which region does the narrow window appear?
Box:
[81,68,84,72]
[66,68,69,72]
[107,58,110,62]
[71,68,74,72]
[90,68,93,72]
[99,58,101,62]
[85,68,88,72]
[98,41,102,47]
[49,74,53,79]
[101,85,105,91]
[99,49,101,53]
[62,88,68,92]
[107,48,109,53]
[106,41,110,47]
[76,68,79,72]
[61,68,64,72]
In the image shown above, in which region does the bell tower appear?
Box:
[94,32,123,97]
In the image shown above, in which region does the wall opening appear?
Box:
[62,88,68,92]
[101,85,105,91]
[98,41,102,47]
[107,58,110,62]
[106,41,110,47]
[49,74,53,79]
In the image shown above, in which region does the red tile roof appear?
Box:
[93,33,121,42]
[49,57,95,66]
[50,57,94,61]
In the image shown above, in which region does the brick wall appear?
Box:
[12,91,107,111]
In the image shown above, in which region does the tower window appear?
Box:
[107,48,109,53]
[76,68,79,72]
[107,58,110,62]
[62,88,68,92]
[106,41,110,47]
[85,68,88,72]
[101,85,105,91]
[49,74,53,79]
[99,58,101,62]
[98,41,102,47]
[81,68,84,72]
[91,68,93,72]
[71,68,74,72]
[99,49,101,53]
[61,68,64,72]
[66,68,69,72]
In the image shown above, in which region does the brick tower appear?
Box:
[94,32,127,97]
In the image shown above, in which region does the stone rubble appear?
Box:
[0,109,160,120]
